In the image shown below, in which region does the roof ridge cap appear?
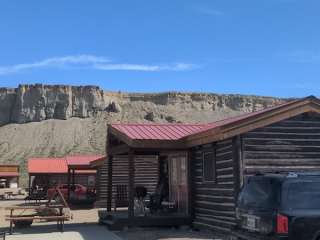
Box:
[111,122,206,126]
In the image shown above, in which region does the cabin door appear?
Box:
[168,153,189,215]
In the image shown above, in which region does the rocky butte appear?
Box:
[0,84,286,185]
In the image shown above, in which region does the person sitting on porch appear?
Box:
[134,186,147,216]
[148,176,169,214]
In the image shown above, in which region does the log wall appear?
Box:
[191,112,320,232]
[192,138,238,232]
[242,112,320,176]
[96,155,159,207]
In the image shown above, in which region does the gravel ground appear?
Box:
[0,200,100,228]
[115,227,227,240]
[0,200,228,240]
[6,224,121,240]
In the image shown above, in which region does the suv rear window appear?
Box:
[286,181,320,209]
[238,178,279,209]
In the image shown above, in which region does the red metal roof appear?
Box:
[65,155,105,167]
[184,99,296,138]
[75,170,96,174]
[0,172,19,177]
[28,158,67,174]
[111,123,211,140]
[110,100,294,142]
[28,155,105,174]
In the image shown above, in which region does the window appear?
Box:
[203,150,216,183]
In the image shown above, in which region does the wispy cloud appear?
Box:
[0,55,110,75]
[0,55,197,75]
[94,63,197,72]
[195,6,224,16]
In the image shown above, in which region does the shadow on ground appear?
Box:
[2,223,121,240]
[114,227,227,240]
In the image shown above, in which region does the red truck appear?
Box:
[47,184,95,203]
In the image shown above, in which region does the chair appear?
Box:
[114,185,128,211]
[148,177,169,214]
[134,186,147,216]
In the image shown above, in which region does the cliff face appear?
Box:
[0,84,285,126]
[0,84,286,185]
[6,85,105,124]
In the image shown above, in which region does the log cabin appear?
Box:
[95,95,320,232]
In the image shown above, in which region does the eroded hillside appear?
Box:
[0,84,285,185]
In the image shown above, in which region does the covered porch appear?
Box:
[96,123,207,229]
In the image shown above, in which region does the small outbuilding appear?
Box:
[0,165,20,188]
[28,155,104,195]
[96,96,320,232]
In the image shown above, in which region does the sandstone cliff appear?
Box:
[0,84,285,185]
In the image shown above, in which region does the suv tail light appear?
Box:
[277,214,288,234]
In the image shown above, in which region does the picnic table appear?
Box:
[5,205,70,234]
[5,189,71,235]
[0,188,24,200]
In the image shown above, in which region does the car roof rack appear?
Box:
[254,171,289,176]
[254,171,320,178]
[290,171,320,177]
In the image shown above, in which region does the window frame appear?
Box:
[202,148,217,183]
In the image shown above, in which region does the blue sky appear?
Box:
[0,0,319,97]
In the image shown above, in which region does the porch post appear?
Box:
[107,155,113,212]
[67,168,71,201]
[128,149,135,219]
[28,175,31,195]
[72,169,75,186]
[187,150,193,218]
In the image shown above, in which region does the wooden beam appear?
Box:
[186,104,320,147]
[108,144,130,155]
[109,126,135,147]
[187,151,193,219]
[107,155,113,212]
[72,169,75,186]
[186,98,312,143]
[131,140,185,149]
[67,168,71,202]
[128,149,135,219]
[96,168,100,202]
[28,175,31,195]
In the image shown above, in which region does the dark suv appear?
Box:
[231,172,320,240]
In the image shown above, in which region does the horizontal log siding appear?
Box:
[96,155,159,207]
[242,112,320,176]
[192,138,237,232]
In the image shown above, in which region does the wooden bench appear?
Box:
[5,215,70,234]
